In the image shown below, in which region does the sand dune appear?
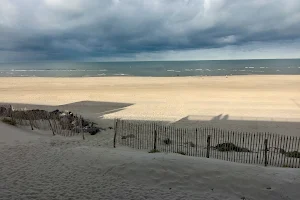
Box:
[1,122,300,200]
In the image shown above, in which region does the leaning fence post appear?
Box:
[206,135,211,158]
[154,130,157,150]
[264,139,268,166]
[113,119,118,148]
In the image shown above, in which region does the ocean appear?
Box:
[0,59,300,77]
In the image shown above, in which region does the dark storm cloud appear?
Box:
[1,0,300,61]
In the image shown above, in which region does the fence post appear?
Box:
[264,139,268,167]
[47,113,55,136]
[80,116,85,140]
[195,128,198,156]
[27,112,34,130]
[113,119,118,148]
[206,135,211,158]
[154,130,157,150]
[9,105,14,122]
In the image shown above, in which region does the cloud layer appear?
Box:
[1,0,300,61]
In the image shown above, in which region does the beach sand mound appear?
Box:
[1,122,299,200]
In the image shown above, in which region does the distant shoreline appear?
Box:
[1,58,300,64]
[0,74,300,78]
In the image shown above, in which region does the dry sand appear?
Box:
[1,122,300,200]
[1,75,300,134]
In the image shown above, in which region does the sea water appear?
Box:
[0,59,300,77]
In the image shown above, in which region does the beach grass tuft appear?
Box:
[149,149,160,153]
[163,138,171,145]
[1,117,16,126]
[176,151,186,155]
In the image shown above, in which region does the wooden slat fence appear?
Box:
[0,105,84,138]
[114,119,300,168]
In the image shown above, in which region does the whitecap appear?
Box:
[114,73,129,76]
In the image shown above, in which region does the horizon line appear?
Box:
[1,57,300,64]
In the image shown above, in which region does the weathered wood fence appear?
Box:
[0,105,85,139]
[114,119,300,168]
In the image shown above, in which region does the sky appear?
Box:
[1,0,300,62]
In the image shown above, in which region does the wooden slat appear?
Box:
[188,128,191,155]
[264,133,269,166]
[142,122,145,149]
[175,126,178,153]
[195,128,198,157]
[250,133,256,164]
[269,133,274,166]
[273,133,278,167]
[221,129,224,160]
[187,128,190,156]
[260,132,265,165]
[290,136,295,168]
[246,132,251,164]
[232,131,236,162]
[165,126,168,153]
[287,136,293,167]
[184,128,187,155]
[206,128,209,158]
[279,136,285,167]
[136,122,139,149]
[210,128,213,158]
[296,137,300,168]
[237,131,242,163]
[253,132,257,164]
[217,129,220,160]
[284,136,289,167]
[144,123,147,150]
[229,130,233,162]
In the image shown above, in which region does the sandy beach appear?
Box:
[1,75,300,135]
[1,75,300,199]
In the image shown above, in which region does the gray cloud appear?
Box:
[1,0,300,61]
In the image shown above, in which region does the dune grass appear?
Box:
[1,117,16,126]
